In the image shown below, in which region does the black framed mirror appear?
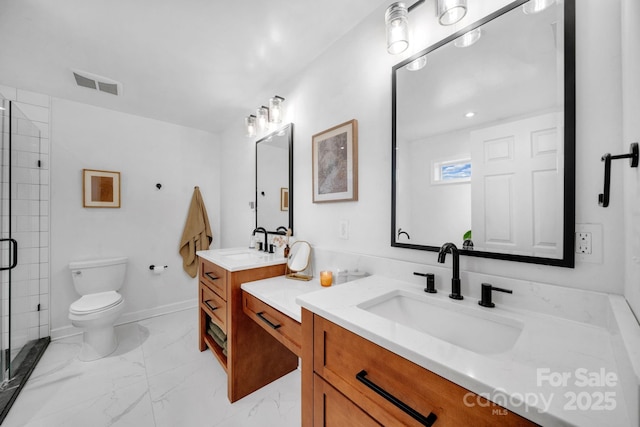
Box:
[256,123,294,234]
[391,0,575,267]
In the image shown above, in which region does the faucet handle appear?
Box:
[414,272,436,293]
[478,283,512,308]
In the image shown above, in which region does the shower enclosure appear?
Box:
[0,95,49,422]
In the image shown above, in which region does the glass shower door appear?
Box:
[0,95,49,423]
[0,96,47,388]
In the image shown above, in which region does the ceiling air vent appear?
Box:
[72,70,122,96]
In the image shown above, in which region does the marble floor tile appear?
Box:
[138,310,204,378]
[3,308,302,427]
[212,370,301,427]
[14,380,155,427]
[4,324,148,425]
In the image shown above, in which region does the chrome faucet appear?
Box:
[437,242,463,300]
[252,227,268,252]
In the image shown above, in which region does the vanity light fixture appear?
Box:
[523,0,555,15]
[245,115,257,137]
[245,96,286,137]
[268,95,285,125]
[438,0,467,25]
[454,28,482,48]
[406,54,427,71]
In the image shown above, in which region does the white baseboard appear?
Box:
[50,299,198,341]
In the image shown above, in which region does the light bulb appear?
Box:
[386,3,409,55]
[268,96,284,124]
[406,55,427,71]
[454,28,482,48]
[256,106,269,132]
[438,0,467,26]
[523,0,555,14]
[245,115,256,137]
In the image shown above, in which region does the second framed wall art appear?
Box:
[312,119,358,203]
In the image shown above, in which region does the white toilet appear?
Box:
[68,257,127,361]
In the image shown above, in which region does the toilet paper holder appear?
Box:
[149,265,168,270]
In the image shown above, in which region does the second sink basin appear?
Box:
[357,290,523,354]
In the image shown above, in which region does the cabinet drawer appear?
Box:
[201,284,227,334]
[313,373,380,427]
[313,315,536,427]
[200,260,227,300]
[242,291,301,356]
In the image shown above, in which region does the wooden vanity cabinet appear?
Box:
[242,291,302,357]
[301,309,538,427]
[198,257,297,402]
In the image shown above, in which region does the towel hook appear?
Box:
[599,142,638,208]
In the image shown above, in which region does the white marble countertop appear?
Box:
[197,247,286,272]
[241,276,331,323]
[296,275,638,427]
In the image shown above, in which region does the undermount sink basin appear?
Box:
[357,290,523,354]
[219,249,270,261]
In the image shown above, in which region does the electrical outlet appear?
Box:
[575,223,603,263]
[575,232,592,254]
[339,220,349,240]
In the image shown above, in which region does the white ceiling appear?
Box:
[0,0,387,133]
[397,3,560,141]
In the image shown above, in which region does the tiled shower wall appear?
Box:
[0,85,50,352]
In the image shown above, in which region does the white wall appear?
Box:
[50,99,220,337]
[622,0,640,320]
[221,0,628,296]
[405,131,471,245]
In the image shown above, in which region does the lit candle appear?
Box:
[320,271,333,287]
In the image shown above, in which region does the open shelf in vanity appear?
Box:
[197,250,297,403]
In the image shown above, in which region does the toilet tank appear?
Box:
[69,257,128,295]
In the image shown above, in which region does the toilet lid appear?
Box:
[70,291,122,314]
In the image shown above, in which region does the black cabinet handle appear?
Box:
[256,312,281,329]
[204,272,219,281]
[204,300,218,312]
[356,370,437,426]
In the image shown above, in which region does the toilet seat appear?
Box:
[70,291,123,315]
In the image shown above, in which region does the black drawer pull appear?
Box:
[204,300,219,312]
[356,370,437,426]
[256,312,281,329]
[204,272,219,281]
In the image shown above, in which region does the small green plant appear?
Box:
[463,230,472,241]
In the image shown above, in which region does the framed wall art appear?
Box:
[83,169,121,208]
[312,119,358,203]
[280,187,289,211]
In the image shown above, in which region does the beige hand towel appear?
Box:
[179,186,212,277]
